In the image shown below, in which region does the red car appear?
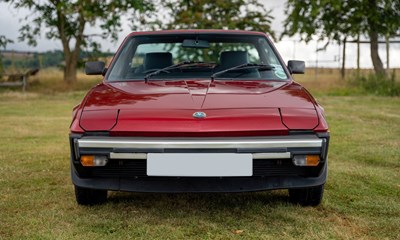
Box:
[70,30,329,206]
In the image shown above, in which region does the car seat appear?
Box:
[214,51,260,78]
[135,52,173,73]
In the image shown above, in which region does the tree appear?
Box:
[0,35,14,75]
[282,0,400,75]
[3,0,153,83]
[158,0,275,39]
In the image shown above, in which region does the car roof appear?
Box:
[127,29,267,37]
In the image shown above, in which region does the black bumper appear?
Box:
[69,133,329,192]
[71,162,327,192]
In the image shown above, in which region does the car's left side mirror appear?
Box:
[287,60,305,74]
[85,61,106,75]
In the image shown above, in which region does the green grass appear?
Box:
[0,89,399,239]
[293,68,400,97]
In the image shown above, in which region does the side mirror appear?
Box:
[287,60,305,74]
[85,61,105,75]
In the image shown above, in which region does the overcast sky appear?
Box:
[0,0,399,68]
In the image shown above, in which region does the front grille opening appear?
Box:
[78,158,322,178]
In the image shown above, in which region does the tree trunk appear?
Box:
[0,55,4,75]
[357,35,360,76]
[369,31,385,74]
[341,37,346,79]
[64,62,77,83]
[366,0,385,75]
[386,34,389,73]
[64,53,78,83]
[55,5,84,84]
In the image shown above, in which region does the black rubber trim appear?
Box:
[71,162,327,192]
[83,131,110,137]
[289,130,314,135]
[316,132,330,160]
[69,133,83,161]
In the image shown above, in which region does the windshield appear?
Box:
[106,34,288,81]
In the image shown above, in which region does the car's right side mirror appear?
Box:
[85,61,106,75]
[287,60,305,74]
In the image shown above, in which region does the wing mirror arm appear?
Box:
[102,67,108,76]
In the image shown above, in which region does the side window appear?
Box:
[259,39,280,65]
[258,38,288,79]
[130,45,149,68]
[131,54,145,68]
[108,39,135,80]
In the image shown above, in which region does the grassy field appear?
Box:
[0,70,399,239]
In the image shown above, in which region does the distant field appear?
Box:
[294,67,400,95]
[0,69,399,239]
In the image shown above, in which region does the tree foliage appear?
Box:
[282,0,400,74]
[0,36,14,49]
[0,35,14,74]
[159,0,275,39]
[3,0,153,83]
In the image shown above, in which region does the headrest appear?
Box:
[143,52,173,70]
[219,51,249,69]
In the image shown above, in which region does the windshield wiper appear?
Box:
[144,61,207,82]
[211,63,275,81]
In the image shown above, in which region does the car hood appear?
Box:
[80,80,319,134]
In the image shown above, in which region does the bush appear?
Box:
[349,72,400,96]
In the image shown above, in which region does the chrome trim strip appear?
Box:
[78,138,322,149]
[109,152,290,160]
[252,152,291,159]
[109,152,147,159]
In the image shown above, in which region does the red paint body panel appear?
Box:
[77,79,325,134]
[70,118,84,133]
[80,109,118,131]
[313,105,329,132]
[280,108,319,130]
[126,29,268,38]
[82,81,315,110]
[112,108,286,134]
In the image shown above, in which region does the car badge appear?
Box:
[193,112,207,119]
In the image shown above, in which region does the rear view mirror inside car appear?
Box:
[182,39,210,48]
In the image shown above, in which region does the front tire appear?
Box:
[289,184,324,206]
[74,185,107,205]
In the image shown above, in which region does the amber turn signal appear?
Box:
[80,155,108,167]
[293,155,320,166]
[80,155,95,166]
[305,155,320,166]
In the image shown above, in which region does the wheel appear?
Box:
[74,185,107,205]
[288,184,324,206]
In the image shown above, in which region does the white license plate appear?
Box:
[147,153,252,177]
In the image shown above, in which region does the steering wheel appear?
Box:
[143,69,170,74]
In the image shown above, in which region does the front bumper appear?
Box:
[70,133,329,192]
